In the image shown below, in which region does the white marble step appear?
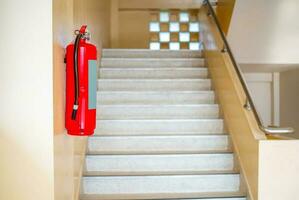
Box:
[97,104,219,120]
[95,119,224,136]
[80,194,246,200]
[101,58,205,68]
[97,79,211,91]
[102,49,202,58]
[149,198,246,200]
[84,154,234,176]
[97,91,215,105]
[81,174,241,199]
[87,135,230,155]
[99,68,208,79]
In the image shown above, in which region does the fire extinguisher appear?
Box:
[65,25,97,136]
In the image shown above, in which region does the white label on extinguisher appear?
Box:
[88,60,97,109]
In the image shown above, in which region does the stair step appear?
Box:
[84,49,246,200]
[81,174,241,199]
[99,68,208,79]
[95,119,224,136]
[97,79,211,91]
[102,49,202,58]
[97,104,219,120]
[153,198,246,200]
[84,154,234,176]
[80,194,246,200]
[101,58,205,68]
[80,194,247,200]
[87,135,230,155]
[97,91,215,105]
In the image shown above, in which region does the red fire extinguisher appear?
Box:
[65,25,97,136]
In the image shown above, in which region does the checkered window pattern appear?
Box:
[149,10,203,50]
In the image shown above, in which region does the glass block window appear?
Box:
[189,22,200,32]
[149,22,160,32]
[149,42,160,50]
[179,32,190,42]
[170,22,180,32]
[160,11,170,22]
[149,10,203,50]
[179,12,189,22]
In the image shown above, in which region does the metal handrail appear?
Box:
[204,0,294,135]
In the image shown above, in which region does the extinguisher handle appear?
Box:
[79,25,87,34]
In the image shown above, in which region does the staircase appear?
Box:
[81,49,247,200]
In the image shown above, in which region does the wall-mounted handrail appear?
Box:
[204,0,294,135]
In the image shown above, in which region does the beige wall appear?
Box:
[118,11,150,48]
[0,0,54,199]
[118,0,204,9]
[53,0,78,200]
[74,0,111,52]
[110,0,206,49]
[54,0,111,199]
[280,68,299,138]
[228,0,299,65]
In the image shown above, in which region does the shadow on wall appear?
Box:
[280,68,299,138]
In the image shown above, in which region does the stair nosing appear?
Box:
[97,91,215,94]
[86,150,233,156]
[80,191,246,200]
[97,78,210,81]
[83,170,240,177]
[97,104,219,107]
[101,58,204,61]
[85,152,234,157]
[82,172,240,178]
[99,67,208,70]
[96,119,223,122]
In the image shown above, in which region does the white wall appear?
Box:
[228,0,299,65]
[0,0,54,200]
[244,73,280,127]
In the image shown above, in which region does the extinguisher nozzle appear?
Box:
[71,109,78,120]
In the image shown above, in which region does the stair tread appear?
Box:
[97,104,219,120]
[99,67,207,70]
[81,173,242,199]
[87,134,230,155]
[102,49,203,58]
[84,49,245,200]
[97,119,222,121]
[99,67,208,79]
[98,104,219,107]
[98,91,214,94]
[80,191,246,200]
[98,78,210,81]
[101,58,204,61]
[95,119,225,135]
[84,152,236,176]
[97,91,215,105]
[84,170,239,176]
[87,150,233,155]
[98,79,211,91]
[101,57,205,68]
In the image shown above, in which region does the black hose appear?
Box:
[71,33,83,120]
